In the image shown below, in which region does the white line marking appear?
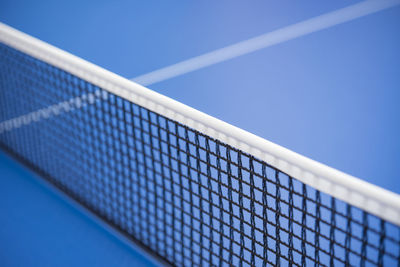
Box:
[0,90,108,134]
[1,0,399,133]
[132,0,400,86]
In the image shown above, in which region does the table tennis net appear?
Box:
[1,42,399,266]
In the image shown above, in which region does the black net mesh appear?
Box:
[1,43,399,266]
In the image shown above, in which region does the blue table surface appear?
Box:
[0,151,158,267]
[0,1,399,266]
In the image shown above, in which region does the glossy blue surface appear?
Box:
[0,151,157,267]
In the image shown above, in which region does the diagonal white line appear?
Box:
[0,90,108,134]
[132,0,400,86]
[0,0,399,133]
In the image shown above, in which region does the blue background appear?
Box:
[0,151,157,266]
[0,1,399,266]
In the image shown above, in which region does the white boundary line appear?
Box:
[132,0,400,86]
[0,90,108,134]
[1,1,400,226]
